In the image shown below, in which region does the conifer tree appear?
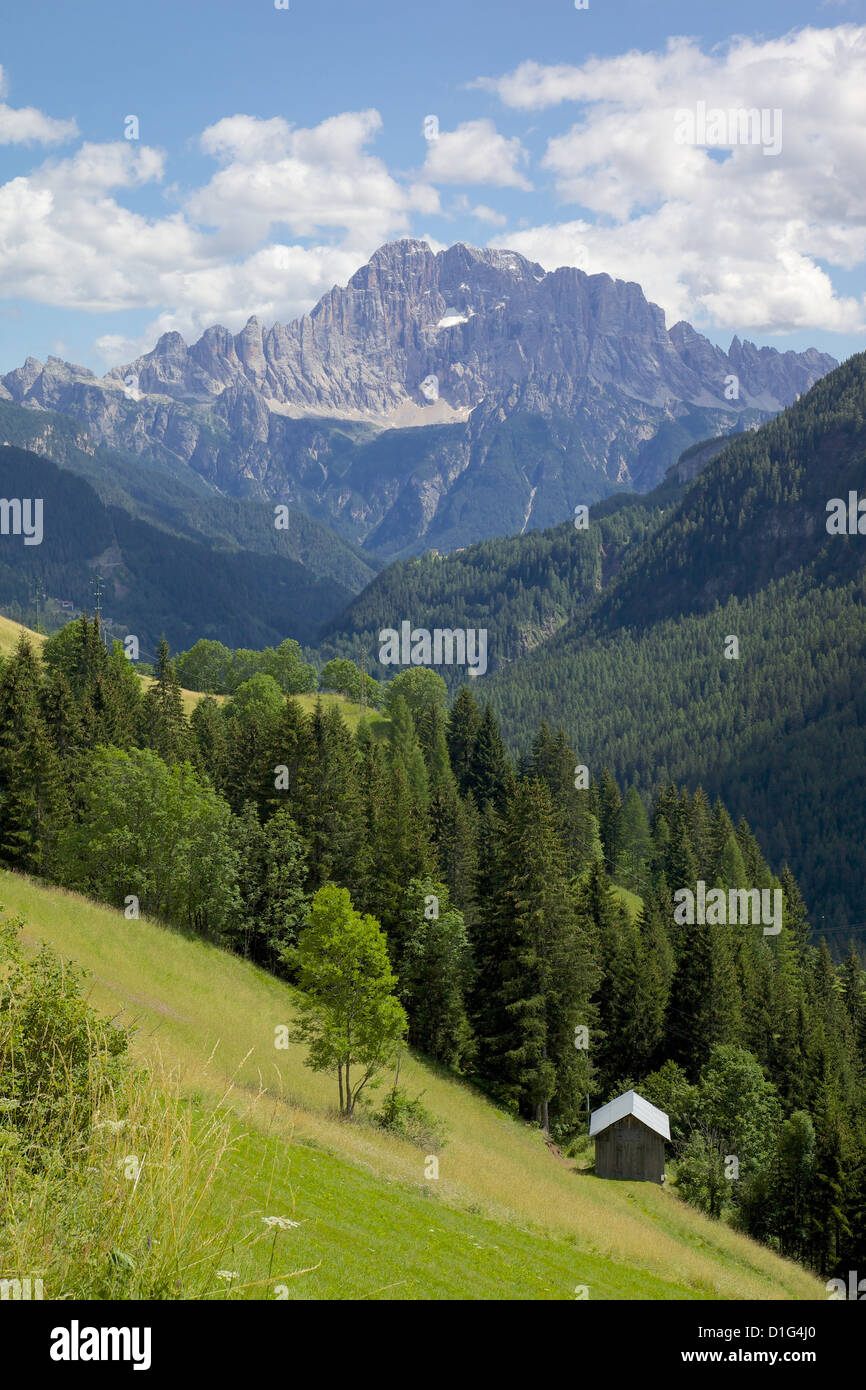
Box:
[667,902,742,1077]
[467,703,512,812]
[430,782,478,925]
[597,766,623,877]
[479,781,597,1130]
[39,665,83,777]
[0,637,65,871]
[304,702,366,895]
[190,695,229,787]
[140,638,191,764]
[617,785,651,892]
[388,694,430,808]
[468,798,506,1074]
[446,685,481,796]
[397,878,474,1070]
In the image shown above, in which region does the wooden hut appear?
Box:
[590,1089,670,1183]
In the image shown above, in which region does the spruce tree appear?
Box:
[0,637,65,871]
[388,694,430,808]
[467,703,512,812]
[141,638,191,764]
[446,686,481,796]
[479,781,597,1130]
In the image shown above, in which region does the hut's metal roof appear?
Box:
[589,1089,671,1141]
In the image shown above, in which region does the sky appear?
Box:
[0,0,864,375]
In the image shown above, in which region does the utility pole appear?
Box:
[91,575,108,646]
[33,578,44,633]
[358,649,366,717]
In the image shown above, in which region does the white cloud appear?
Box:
[189,109,437,249]
[0,107,440,358]
[482,26,866,333]
[422,119,531,189]
[472,204,508,226]
[0,65,78,145]
[2,32,865,360]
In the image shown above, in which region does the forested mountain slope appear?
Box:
[485,352,866,940]
[315,478,682,683]
[0,444,357,649]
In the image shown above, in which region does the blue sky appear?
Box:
[1,0,864,374]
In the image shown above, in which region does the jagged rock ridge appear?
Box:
[1,241,837,555]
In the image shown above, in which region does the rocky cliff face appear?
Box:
[1,241,837,555]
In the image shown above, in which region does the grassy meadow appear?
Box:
[1,870,825,1301]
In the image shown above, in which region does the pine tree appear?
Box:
[260,807,309,971]
[388,694,430,808]
[617,785,651,892]
[39,665,83,776]
[780,865,811,953]
[479,781,597,1130]
[667,905,742,1078]
[446,686,481,796]
[467,703,512,812]
[597,766,623,877]
[397,878,474,1070]
[0,637,66,871]
[303,702,365,894]
[430,782,478,925]
[840,946,866,1064]
[190,696,229,787]
[140,638,191,764]
[808,1073,852,1275]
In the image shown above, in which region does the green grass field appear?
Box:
[0,613,46,657]
[1,870,825,1300]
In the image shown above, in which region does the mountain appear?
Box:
[313,477,682,683]
[0,443,364,650]
[317,351,866,940]
[478,352,866,942]
[1,241,836,557]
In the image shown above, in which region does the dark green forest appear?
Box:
[0,444,358,649]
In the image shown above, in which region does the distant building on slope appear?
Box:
[590,1089,670,1183]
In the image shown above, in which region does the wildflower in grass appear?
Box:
[262,1216,300,1230]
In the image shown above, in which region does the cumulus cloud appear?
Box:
[2,31,865,360]
[0,65,78,145]
[0,107,439,359]
[482,26,866,333]
[472,204,508,226]
[189,109,437,249]
[422,119,531,189]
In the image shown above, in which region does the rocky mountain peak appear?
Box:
[0,240,840,554]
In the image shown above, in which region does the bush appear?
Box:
[0,911,128,1171]
[375,1085,447,1152]
[0,908,252,1300]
